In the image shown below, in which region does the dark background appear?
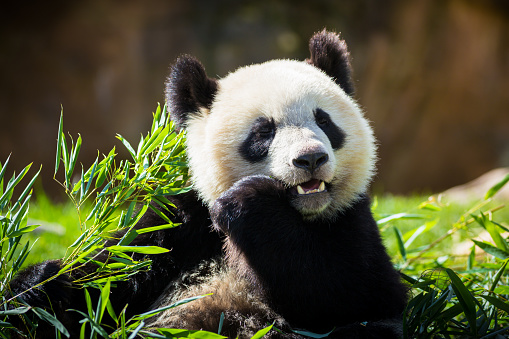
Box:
[1,0,508,198]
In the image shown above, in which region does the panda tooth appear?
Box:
[297,185,306,195]
[318,181,325,192]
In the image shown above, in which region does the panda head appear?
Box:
[166,30,376,220]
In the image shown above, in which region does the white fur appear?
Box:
[184,59,376,217]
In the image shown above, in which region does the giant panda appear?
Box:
[9,30,408,338]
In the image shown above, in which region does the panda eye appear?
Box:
[316,116,329,127]
[314,109,330,127]
[314,108,346,150]
[254,119,275,136]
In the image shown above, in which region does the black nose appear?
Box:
[292,152,329,172]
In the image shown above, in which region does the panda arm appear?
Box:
[7,189,221,332]
[211,175,407,336]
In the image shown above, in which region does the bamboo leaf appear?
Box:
[445,269,477,335]
[484,218,509,252]
[97,279,111,323]
[467,245,475,271]
[394,227,407,261]
[116,134,137,161]
[484,173,509,200]
[134,294,210,320]
[472,240,509,260]
[250,324,273,339]
[489,259,508,293]
[32,307,70,337]
[0,154,11,198]
[291,328,335,338]
[136,223,179,234]
[157,328,227,339]
[106,245,170,255]
[376,213,429,226]
[481,295,509,314]
[7,224,40,238]
[55,110,63,176]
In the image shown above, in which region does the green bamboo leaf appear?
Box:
[291,328,335,338]
[7,193,31,235]
[418,201,441,211]
[250,324,273,339]
[404,219,438,248]
[32,307,70,337]
[97,279,111,323]
[61,133,70,186]
[55,110,63,176]
[494,285,509,294]
[472,239,509,260]
[106,299,117,323]
[484,218,509,252]
[66,134,81,184]
[489,259,508,293]
[0,307,31,315]
[467,245,475,271]
[83,159,98,196]
[445,268,477,335]
[376,213,428,226]
[151,104,162,134]
[59,245,101,274]
[116,134,137,161]
[481,295,509,314]
[394,227,407,261]
[7,224,40,238]
[157,328,227,339]
[128,321,146,339]
[117,228,139,247]
[69,308,109,337]
[106,245,170,254]
[484,173,509,200]
[148,204,172,223]
[134,294,210,320]
[143,125,170,156]
[136,223,179,234]
[0,154,11,194]
[218,312,225,335]
[12,241,32,271]
[0,163,32,209]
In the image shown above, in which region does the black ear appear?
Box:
[306,30,355,96]
[166,55,218,129]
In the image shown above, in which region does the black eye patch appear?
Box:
[314,108,346,150]
[239,117,276,162]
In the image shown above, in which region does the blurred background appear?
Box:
[1,0,508,199]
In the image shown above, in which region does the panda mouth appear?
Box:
[289,179,327,195]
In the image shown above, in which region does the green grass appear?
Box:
[376,194,509,256]
[21,193,83,264]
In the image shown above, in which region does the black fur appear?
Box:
[8,190,222,337]
[239,117,276,162]
[307,30,355,96]
[211,176,408,337]
[165,55,218,129]
[314,108,346,150]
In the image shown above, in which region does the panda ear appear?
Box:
[306,30,355,96]
[166,55,218,129]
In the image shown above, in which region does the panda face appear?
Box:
[184,60,376,219]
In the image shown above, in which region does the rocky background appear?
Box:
[1,0,508,198]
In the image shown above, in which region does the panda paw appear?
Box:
[210,175,289,234]
[8,260,73,312]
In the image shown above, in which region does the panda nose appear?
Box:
[292,152,329,172]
